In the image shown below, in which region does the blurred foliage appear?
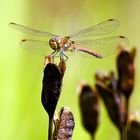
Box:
[0,0,140,140]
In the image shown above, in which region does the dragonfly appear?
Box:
[9,19,128,61]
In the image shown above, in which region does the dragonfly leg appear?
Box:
[51,50,59,57]
[46,49,59,59]
[60,51,68,61]
[44,50,59,65]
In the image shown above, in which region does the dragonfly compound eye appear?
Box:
[51,38,55,42]
[49,38,58,50]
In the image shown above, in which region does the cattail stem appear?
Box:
[125,97,129,123]
[48,117,53,140]
[120,124,126,140]
[120,97,129,140]
[120,97,130,140]
[124,97,129,140]
[120,133,123,140]
[122,126,125,140]
[91,135,95,140]
[120,127,123,140]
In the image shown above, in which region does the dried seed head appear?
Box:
[129,111,140,122]
[79,84,99,138]
[77,80,87,95]
[41,60,66,140]
[117,47,136,99]
[126,120,140,140]
[58,59,66,78]
[130,47,136,60]
[95,71,125,131]
[41,60,65,118]
[53,107,75,140]
[41,58,66,140]
[126,111,140,139]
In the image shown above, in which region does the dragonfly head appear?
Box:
[49,37,62,50]
[49,37,58,50]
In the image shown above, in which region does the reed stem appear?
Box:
[48,117,53,140]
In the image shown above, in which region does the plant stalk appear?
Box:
[48,117,53,140]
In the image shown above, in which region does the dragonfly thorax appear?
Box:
[49,36,73,51]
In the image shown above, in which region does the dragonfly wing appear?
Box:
[20,39,51,56]
[74,36,129,58]
[9,22,59,37]
[69,19,120,39]
[63,50,76,57]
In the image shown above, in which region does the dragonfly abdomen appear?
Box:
[76,47,103,58]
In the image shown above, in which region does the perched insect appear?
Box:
[9,19,128,61]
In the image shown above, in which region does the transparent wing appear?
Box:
[9,22,59,37]
[63,50,76,57]
[69,19,120,39]
[20,39,52,56]
[74,36,129,58]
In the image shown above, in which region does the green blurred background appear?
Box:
[0,0,140,140]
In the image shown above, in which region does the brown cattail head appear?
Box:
[58,59,66,78]
[53,107,75,140]
[41,59,66,118]
[127,120,140,140]
[126,112,140,140]
[95,71,125,131]
[78,83,99,137]
[117,47,136,99]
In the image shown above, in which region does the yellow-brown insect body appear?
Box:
[49,36,74,52]
[62,36,75,51]
[49,37,62,50]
